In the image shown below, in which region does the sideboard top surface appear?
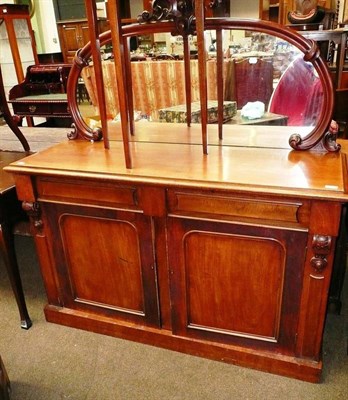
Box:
[6,124,348,201]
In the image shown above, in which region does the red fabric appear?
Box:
[268,56,323,126]
[234,58,274,109]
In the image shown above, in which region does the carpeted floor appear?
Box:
[0,124,347,399]
[0,124,72,152]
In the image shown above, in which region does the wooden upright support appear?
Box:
[108,0,132,168]
[194,0,208,154]
[84,0,109,148]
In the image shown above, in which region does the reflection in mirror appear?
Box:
[77,29,323,141]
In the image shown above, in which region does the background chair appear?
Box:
[233,58,274,109]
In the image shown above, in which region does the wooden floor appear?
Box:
[0,122,71,152]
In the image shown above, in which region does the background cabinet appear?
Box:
[57,19,109,63]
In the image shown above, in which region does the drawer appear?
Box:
[167,189,310,225]
[36,178,139,209]
[12,102,51,115]
[11,101,69,116]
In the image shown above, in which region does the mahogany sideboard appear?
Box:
[6,123,348,382]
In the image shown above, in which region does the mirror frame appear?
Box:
[67,18,338,152]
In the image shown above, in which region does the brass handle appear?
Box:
[28,105,37,113]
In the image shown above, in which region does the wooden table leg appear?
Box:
[0,64,30,151]
[0,356,11,400]
[0,216,32,330]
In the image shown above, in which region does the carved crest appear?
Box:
[137,0,222,36]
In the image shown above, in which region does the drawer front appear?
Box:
[12,102,51,115]
[167,189,310,226]
[12,102,69,116]
[36,178,139,210]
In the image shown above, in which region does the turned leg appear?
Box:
[0,220,32,329]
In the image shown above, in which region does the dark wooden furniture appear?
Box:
[0,65,29,151]
[7,123,348,383]
[0,150,31,330]
[300,29,348,139]
[57,18,109,63]
[8,64,72,126]
[0,63,31,330]
[230,110,288,126]
[6,1,347,383]
[0,356,10,400]
[299,29,348,90]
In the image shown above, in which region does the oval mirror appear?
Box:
[67,19,335,151]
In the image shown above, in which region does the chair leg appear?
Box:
[0,356,11,400]
[0,221,32,329]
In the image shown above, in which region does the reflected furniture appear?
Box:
[0,3,38,128]
[57,18,109,63]
[0,65,29,151]
[6,2,347,383]
[0,3,38,84]
[299,29,348,90]
[230,110,288,125]
[8,64,72,126]
[259,0,334,25]
[299,28,348,137]
[0,63,31,330]
[0,150,32,330]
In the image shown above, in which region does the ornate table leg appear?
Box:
[0,64,30,151]
[0,194,32,330]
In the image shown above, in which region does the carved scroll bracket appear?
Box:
[303,39,320,63]
[289,120,341,152]
[68,48,103,142]
[22,201,43,232]
[310,234,332,273]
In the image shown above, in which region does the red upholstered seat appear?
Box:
[268,56,324,126]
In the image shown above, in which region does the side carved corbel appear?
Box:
[310,234,332,273]
[67,47,103,142]
[290,120,341,153]
[22,201,43,232]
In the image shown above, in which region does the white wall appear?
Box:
[230,0,259,19]
[130,0,144,18]
[0,0,60,54]
[32,0,60,54]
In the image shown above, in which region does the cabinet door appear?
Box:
[80,23,90,47]
[61,24,81,51]
[58,23,81,63]
[42,203,160,327]
[168,217,307,352]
